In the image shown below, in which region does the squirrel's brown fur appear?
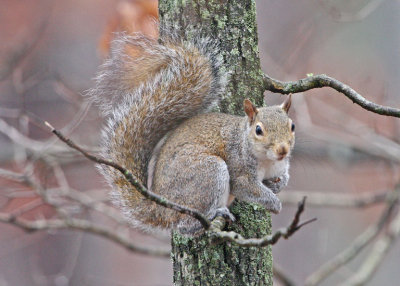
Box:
[89,33,294,235]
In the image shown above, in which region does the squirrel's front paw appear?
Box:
[263,176,285,194]
[265,195,282,214]
[269,199,282,214]
[211,207,236,222]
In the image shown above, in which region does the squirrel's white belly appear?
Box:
[257,159,287,181]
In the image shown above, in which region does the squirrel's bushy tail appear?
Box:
[88,33,226,229]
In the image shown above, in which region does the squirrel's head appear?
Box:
[244,95,295,162]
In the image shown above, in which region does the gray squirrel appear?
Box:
[88,32,295,235]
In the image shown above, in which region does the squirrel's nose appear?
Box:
[276,144,288,159]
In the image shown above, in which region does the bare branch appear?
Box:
[41,123,316,248]
[0,213,169,257]
[53,77,85,105]
[0,112,99,163]
[305,185,400,286]
[316,0,386,22]
[61,188,131,226]
[340,201,400,285]
[0,166,170,257]
[45,122,211,230]
[4,190,37,199]
[0,107,22,118]
[280,190,391,208]
[209,197,316,247]
[294,94,400,163]
[263,74,400,118]
[274,263,296,286]
[0,118,52,152]
[9,198,43,217]
[0,168,27,182]
[0,15,49,81]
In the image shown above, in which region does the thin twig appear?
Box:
[0,168,27,182]
[0,115,99,162]
[340,206,400,286]
[0,107,22,118]
[45,121,211,230]
[274,263,296,286]
[0,166,170,257]
[209,197,316,247]
[305,185,400,286]
[263,74,400,118]
[0,118,53,151]
[9,198,43,217]
[293,93,400,163]
[4,190,37,198]
[61,188,132,226]
[279,190,391,208]
[0,213,169,257]
[44,122,315,247]
[0,13,49,81]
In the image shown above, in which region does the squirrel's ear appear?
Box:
[280,94,292,113]
[244,99,258,124]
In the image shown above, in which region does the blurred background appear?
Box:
[0,0,399,285]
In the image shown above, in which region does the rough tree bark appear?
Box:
[159,1,273,285]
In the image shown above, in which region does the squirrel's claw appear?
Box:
[268,198,282,214]
[212,207,236,222]
[263,176,287,194]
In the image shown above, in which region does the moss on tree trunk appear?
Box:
[159,0,273,285]
[159,0,265,114]
[171,201,273,285]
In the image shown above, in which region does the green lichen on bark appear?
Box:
[159,0,265,115]
[160,0,273,285]
[171,200,273,286]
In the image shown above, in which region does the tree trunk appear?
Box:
[171,201,273,285]
[159,0,265,114]
[159,0,273,285]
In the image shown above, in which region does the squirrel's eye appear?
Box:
[255,125,263,135]
[291,123,295,132]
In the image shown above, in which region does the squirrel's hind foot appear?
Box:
[211,207,236,222]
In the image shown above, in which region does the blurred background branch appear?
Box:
[0,0,399,285]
